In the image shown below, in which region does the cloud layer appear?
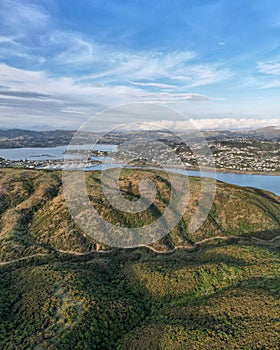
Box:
[0,0,279,129]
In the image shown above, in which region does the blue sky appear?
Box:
[0,0,280,129]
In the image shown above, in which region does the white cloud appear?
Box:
[144,93,221,103]
[46,31,232,88]
[0,62,277,130]
[261,80,280,88]
[0,0,49,33]
[257,61,280,75]
[255,61,280,89]
[49,31,100,66]
[0,2,48,65]
[173,65,233,87]
[0,2,233,103]
[0,63,219,104]
[190,118,280,130]
[130,81,176,89]
[0,63,220,128]
[0,24,231,89]
[130,118,280,131]
[76,47,230,87]
[60,108,87,115]
[0,1,277,129]
[0,36,17,44]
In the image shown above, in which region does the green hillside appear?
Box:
[0,168,279,261]
[0,168,279,349]
[0,245,279,349]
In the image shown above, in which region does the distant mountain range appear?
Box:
[0,126,279,148]
[202,126,280,141]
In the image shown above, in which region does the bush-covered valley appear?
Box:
[0,245,279,349]
[0,168,279,349]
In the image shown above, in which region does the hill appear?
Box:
[0,168,279,261]
[0,129,97,149]
[0,126,279,149]
[0,168,279,349]
[0,244,279,349]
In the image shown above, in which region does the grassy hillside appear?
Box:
[0,168,279,261]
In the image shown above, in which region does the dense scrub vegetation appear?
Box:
[0,245,279,349]
[0,169,279,348]
[0,168,279,262]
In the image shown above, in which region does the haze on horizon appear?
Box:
[0,0,280,130]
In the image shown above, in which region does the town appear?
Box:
[0,129,279,174]
[0,157,102,170]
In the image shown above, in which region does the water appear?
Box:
[169,168,280,197]
[85,164,279,196]
[0,144,118,161]
[0,146,279,196]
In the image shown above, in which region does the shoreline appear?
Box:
[128,163,280,177]
[0,162,279,176]
[182,166,280,177]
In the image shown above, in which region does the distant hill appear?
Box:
[0,126,279,149]
[202,126,280,141]
[0,129,98,149]
[0,129,75,148]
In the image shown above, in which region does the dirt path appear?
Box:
[0,253,48,266]
[0,235,279,266]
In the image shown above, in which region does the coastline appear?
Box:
[184,166,280,177]
[0,161,279,176]
[128,163,280,177]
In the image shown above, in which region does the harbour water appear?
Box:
[0,146,279,196]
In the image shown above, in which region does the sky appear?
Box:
[0,0,280,130]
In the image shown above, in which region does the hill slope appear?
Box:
[0,245,279,349]
[0,168,279,261]
[0,168,279,349]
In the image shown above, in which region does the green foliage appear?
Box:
[0,245,279,349]
[0,168,279,348]
[0,168,279,260]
